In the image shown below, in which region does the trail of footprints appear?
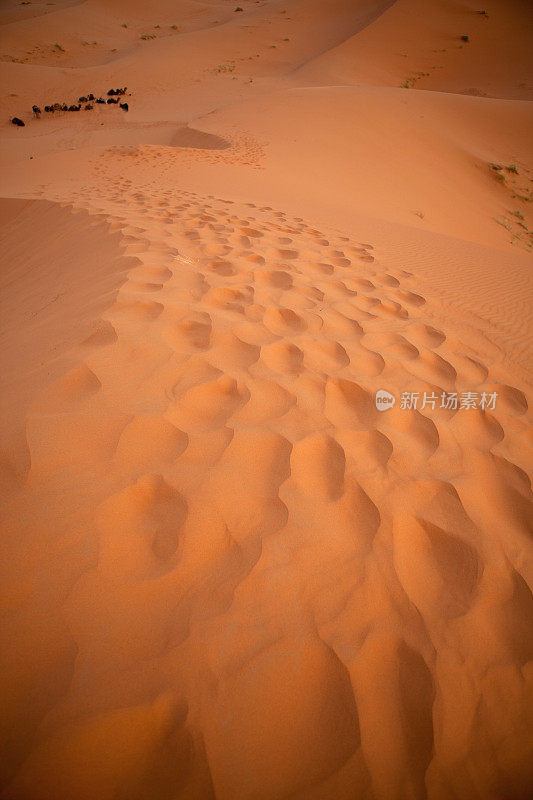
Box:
[15,181,533,799]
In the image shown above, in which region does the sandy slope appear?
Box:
[1,1,532,799]
[296,0,533,100]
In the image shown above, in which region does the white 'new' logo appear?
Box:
[375,389,396,411]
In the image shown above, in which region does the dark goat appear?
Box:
[11,117,25,126]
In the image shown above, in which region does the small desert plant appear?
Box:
[460,35,469,42]
[171,25,179,29]
[140,33,156,40]
[121,23,127,28]
[513,210,525,220]
[489,165,505,184]
[506,163,519,174]
[234,6,243,11]
[53,43,65,51]
[494,217,512,231]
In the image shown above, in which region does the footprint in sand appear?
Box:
[11,184,531,800]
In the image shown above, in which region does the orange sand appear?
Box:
[0,1,532,799]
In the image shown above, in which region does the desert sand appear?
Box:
[0,1,532,799]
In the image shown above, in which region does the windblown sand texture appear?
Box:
[1,1,532,799]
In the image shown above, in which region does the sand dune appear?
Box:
[296,0,533,99]
[1,1,532,799]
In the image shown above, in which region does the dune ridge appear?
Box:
[0,0,532,798]
[1,183,532,799]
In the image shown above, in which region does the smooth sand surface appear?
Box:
[1,2,532,799]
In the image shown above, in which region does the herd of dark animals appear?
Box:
[11,87,129,126]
